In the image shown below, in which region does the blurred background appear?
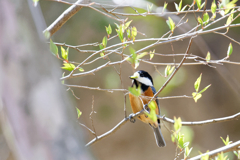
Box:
[1,0,240,159]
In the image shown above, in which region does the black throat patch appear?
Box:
[132,79,149,92]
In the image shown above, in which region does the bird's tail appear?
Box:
[152,126,166,147]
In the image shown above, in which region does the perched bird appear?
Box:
[129,70,166,147]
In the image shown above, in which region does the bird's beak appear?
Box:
[129,72,139,79]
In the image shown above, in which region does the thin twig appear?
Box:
[149,37,194,103]
[66,87,80,99]
[79,122,95,135]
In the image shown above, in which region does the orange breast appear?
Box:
[129,87,159,127]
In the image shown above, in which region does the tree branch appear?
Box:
[85,110,144,146]
[188,140,240,160]
[160,112,240,126]
[43,0,85,36]
[85,110,240,146]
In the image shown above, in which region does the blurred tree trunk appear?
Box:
[0,0,92,160]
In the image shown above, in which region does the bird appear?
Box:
[129,70,166,147]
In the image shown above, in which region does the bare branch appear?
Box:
[149,37,194,103]
[43,0,84,36]
[111,7,240,16]
[86,110,240,146]
[85,110,144,146]
[188,140,240,160]
[160,112,240,126]
[65,84,128,93]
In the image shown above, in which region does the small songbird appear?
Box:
[129,70,166,147]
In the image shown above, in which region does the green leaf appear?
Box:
[114,23,119,29]
[163,2,168,12]
[196,0,202,9]
[206,52,211,62]
[221,135,232,145]
[150,50,155,60]
[217,152,228,160]
[184,142,189,148]
[79,67,84,72]
[61,46,68,60]
[61,72,65,84]
[149,101,157,110]
[200,151,209,160]
[171,133,177,143]
[50,39,58,57]
[127,28,131,39]
[179,0,182,12]
[203,13,209,24]
[211,0,217,14]
[150,54,154,60]
[61,63,75,71]
[174,0,183,12]
[165,65,171,77]
[108,24,112,35]
[117,28,123,42]
[106,24,112,35]
[76,107,82,119]
[174,117,182,131]
[211,0,217,19]
[44,30,50,39]
[181,5,188,11]
[166,17,175,32]
[194,73,202,92]
[233,151,240,158]
[99,44,104,50]
[184,147,193,158]
[129,47,137,60]
[137,52,148,59]
[100,52,105,57]
[227,43,233,57]
[147,3,153,13]
[198,16,203,26]
[124,20,132,29]
[192,92,202,102]
[145,101,158,122]
[131,27,137,42]
[174,2,179,12]
[177,132,185,149]
[105,26,109,35]
[128,85,141,96]
[169,66,175,75]
[102,36,107,48]
[226,9,234,30]
[199,84,211,94]
[165,65,175,77]
[134,60,140,69]
[127,47,138,66]
[225,0,237,14]
[200,2,205,9]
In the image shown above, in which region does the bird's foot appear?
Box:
[129,113,136,123]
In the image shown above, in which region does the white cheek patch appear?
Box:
[136,77,153,86]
